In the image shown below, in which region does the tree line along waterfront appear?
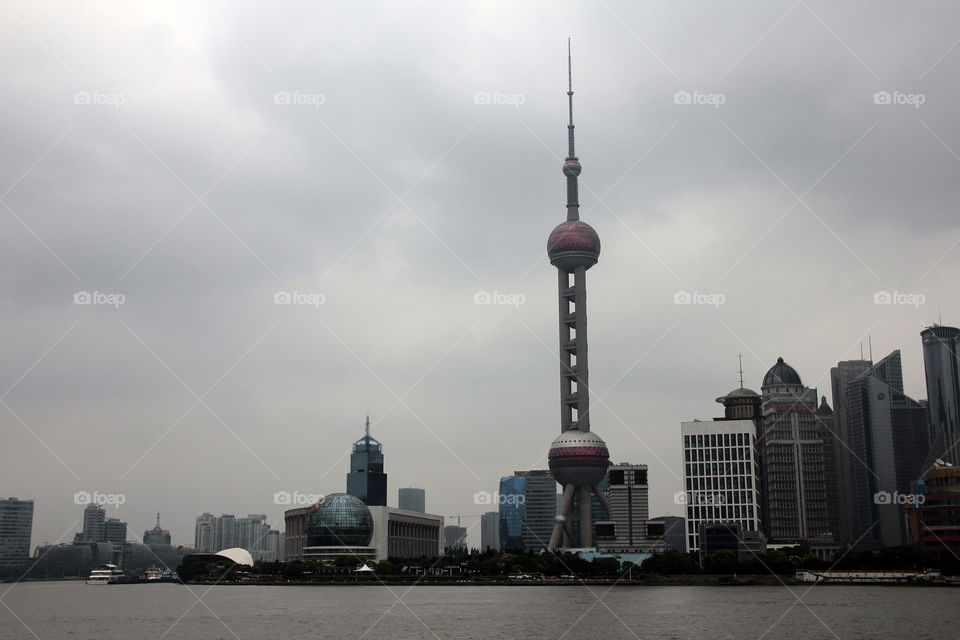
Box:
[174,545,960,585]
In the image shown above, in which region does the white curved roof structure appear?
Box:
[215,547,254,566]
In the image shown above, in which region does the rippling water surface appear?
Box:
[0,581,955,639]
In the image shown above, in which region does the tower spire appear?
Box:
[563,38,582,222]
[365,415,370,438]
[738,354,744,388]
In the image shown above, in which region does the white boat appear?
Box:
[143,567,174,582]
[86,563,125,585]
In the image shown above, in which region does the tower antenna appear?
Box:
[564,37,580,222]
[738,354,744,388]
[365,415,370,438]
[868,335,873,361]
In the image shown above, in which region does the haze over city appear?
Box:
[2,1,959,552]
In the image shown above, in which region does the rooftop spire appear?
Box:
[563,37,582,221]
[365,415,370,438]
[738,354,744,388]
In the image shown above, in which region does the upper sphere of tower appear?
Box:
[563,160,581,177]
[547,220,600,270]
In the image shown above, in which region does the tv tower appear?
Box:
[546,41,611,551]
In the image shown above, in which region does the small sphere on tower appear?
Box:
[562,160,581,177]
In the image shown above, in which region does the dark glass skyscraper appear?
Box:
[844,351,930,547]
[498,475,526,552]
[921,325,960,466]
[346,416,387,507]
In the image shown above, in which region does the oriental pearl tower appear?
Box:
[546,42,612,552]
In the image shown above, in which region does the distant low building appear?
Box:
[443,525,467,554]
[143,513,171,545]
[480,512,499,552]
[398,488,426,513]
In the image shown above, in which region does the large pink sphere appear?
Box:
[548,429,609,486]
[547,220,600,271]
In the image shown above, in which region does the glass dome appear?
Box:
[306,493,374,547]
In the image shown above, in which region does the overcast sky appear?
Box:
[2,1,959,550]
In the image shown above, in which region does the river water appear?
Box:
[0,581,955,639]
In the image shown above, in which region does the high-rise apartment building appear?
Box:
[480,511,499,552]
[82,504,106,542]
[0,498,34,567]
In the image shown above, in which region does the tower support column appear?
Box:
[579,485,593,547]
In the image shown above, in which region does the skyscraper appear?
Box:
[346,416,387,507]
[104,518,127,544]
[443,525,467,554]
[758,357,829,543]
[480,511,499,552]
[195,513,216,552]
[398,488,425,513]
[921,325,960,466]
[0,498,34,567]
[830,358,873,544]
[681,415,762,555]
[546,42,612,552]
[599,463,652,551]
[815,396,841,541]
[844,351,930,547]
[82,504,106,542]
[521,470,558,552]
[498,475,526,551]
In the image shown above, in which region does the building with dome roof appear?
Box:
[301,493,377,563]
[759,357,830,544]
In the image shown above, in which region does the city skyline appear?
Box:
[2,3,959,553]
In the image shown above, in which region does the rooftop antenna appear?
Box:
[365,415,370,438]
[738,354,744,388]
[860,341,863,360]
[156,512,160,528]
[868,335,873,362]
